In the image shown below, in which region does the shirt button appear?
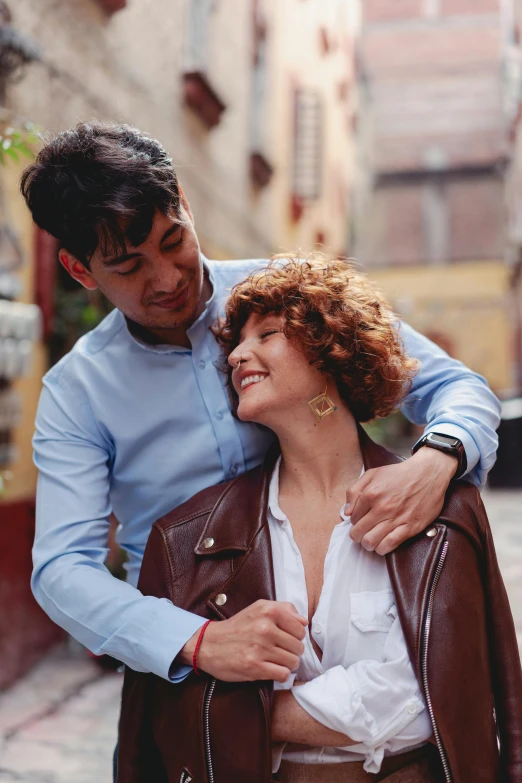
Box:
[407,701,418,715]
[314,623,323,634]
[216,411,224,420]
[230,464,238,475]
[198,360,206,369]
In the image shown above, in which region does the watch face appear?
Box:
[428,433,459,449]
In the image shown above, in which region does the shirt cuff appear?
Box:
[128,598,206,681]
[422,421,480,478]
[291,670,377,743]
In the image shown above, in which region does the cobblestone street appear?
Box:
[0,489,520,783]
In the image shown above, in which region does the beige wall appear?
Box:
[369,260,512,394]
[268,0,360,255]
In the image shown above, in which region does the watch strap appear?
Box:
[412,432,467,479]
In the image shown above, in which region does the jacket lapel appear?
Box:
[356,425,447,669]
[194,444,279,619]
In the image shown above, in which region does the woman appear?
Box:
[117,257,522,783]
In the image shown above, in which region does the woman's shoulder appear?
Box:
[438,479,489,545]
[154,479,236,533]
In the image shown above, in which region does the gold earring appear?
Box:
[308,383,338,421]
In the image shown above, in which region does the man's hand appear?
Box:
[178,600,307,682]
[346,447,458,556]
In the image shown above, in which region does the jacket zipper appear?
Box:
[203,678,217,783]
[421,540,452,783]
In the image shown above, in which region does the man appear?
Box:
[22,121,499,689]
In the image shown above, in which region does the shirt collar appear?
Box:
[267,456,287,523]
[123,255,216,354]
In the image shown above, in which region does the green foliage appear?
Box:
[0,122,39,165]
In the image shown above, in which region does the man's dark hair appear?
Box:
[20,121,181,267]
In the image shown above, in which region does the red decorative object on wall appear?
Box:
[0,500,64,689]
[183,72,227,129]
[250,152,274,188]
[319,27,330,55]
[290,194,304,223]
[97,0,127,12]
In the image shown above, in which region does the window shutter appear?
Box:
[292,89,323,201]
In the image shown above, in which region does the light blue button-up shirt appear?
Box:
[31,258,500,682]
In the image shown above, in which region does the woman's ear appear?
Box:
[59,250,98,291]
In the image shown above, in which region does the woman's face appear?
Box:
[228,312,327,426]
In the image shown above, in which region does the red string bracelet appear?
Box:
[192,620,213,676]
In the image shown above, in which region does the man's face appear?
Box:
[63,203,206,342]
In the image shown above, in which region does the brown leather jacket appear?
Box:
[117,431,522,783]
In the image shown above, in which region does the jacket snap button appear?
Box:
[202,537,215,549]
[426,528,437,538]
[215,593,227,606]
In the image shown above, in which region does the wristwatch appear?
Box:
[411,432,467,480]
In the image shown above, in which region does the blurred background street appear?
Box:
[0,0,522,780]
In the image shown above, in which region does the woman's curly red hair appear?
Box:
[214,254,419,422]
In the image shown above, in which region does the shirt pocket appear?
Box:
[351,589,396,633]
[343,589,396,666]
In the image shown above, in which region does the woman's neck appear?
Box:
[273,401,364,501]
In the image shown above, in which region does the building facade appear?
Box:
[355,0,514,395]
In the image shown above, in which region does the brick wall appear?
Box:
[362,176,505,267]
[356,0,508,266]
[364,0,500,23]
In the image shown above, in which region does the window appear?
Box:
[292,88,323,202]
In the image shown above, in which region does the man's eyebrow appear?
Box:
[103,223,183,267]
[160,222,183,244]
[103,251,141,268]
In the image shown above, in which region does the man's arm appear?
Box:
[398,321,499,487]
[346,321,500,555]
[32,378,205,681]
[33,374,306,683]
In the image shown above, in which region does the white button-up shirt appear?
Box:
[268,457,433,773]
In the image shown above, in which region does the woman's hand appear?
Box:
[345,447,458,555]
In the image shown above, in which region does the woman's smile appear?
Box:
[239,373,269,392]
